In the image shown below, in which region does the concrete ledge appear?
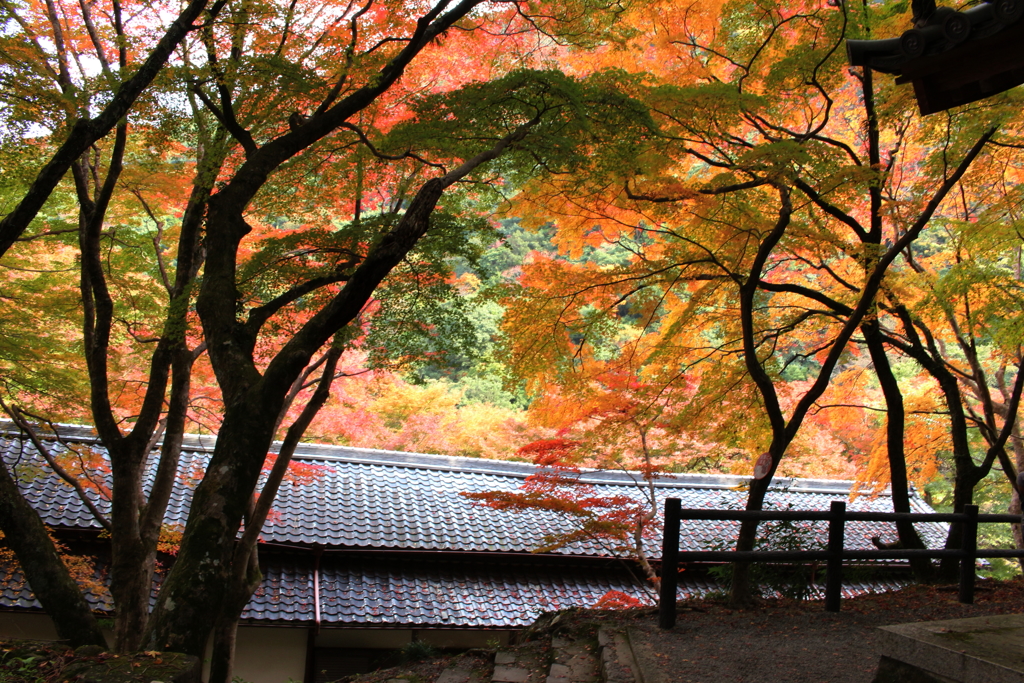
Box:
[873,655,958,683]
[877,613,1024,683]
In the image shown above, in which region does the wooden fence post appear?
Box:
[659,497,681,630]
[958,504,979,605]
[825,500,846,612]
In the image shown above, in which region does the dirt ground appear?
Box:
[341,578,1024,683]
[626,578,1024,683]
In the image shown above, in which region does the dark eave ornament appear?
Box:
[847,0,1024,115]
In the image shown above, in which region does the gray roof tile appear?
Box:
[304,555,652,627]
[0,559,116,613]
[1,428,946,559]
[2,551,912,629]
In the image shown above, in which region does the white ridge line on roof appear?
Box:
[285,451,873,495]
[1,420,895,497]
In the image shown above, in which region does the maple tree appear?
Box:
[466,437,663,592]
[496,0,1022,601]
[0,0,649,674]
[0,0,225,258]
[0,0,234,652]
[4,0,1024,667]
[155,65,650,668]
[864,159,1024,575]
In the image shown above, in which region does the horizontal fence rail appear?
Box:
[658,498,1024,629]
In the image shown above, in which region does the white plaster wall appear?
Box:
[314,629,412,649]
[0,611,114,647]
[0,611,59,640]
[232,626,308,683]
[0,615,303,683]
[312,628,510,650]
[0,612,513,683]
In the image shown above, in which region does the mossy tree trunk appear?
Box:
[0,458,107,648]
[146,116,538,653]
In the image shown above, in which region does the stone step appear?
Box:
[597,628,640,683]
[432,650,494,683]
[429,624,638,683]
[547,635,599,683]
[490,644,551,683]
[435,665,486,683]
[491,650,530,683]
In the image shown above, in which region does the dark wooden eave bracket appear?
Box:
[848,0,1024,115]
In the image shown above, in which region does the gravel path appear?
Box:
[626,579,1024,683]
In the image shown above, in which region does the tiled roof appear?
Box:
[0,424,939,628]
[0,424,946,558]
[0,559,115,613]
[0,566,44,612]
[243,554,655,627]
[1,550,914,628]
[240,554,915,627]
[317,556,652,627]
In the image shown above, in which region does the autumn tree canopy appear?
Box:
[493,0,1024,597]
[2,0,1024,657]
[0,0,656,674]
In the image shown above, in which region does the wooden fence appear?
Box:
[658,497,1024,629]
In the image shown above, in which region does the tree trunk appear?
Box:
[936,371,977,581]
[1010,424,1024,573]
[144,400,280,655]
[208,546,262,683]
[108,513,155,652]
[78,128,221,652]
[862,321,933,581]
[0,459,107,648]
[145,114,533,651]
[145,177,450,655]
[1010,487,1023,574]
[729,474,772,606]
[883,308,982,581]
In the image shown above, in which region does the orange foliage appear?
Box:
[496,0,1021,511]
[300,358,550,460]
[516,439,583,466]
[0,530,107,602]
[592,590,648,609]
[156,525,185,557]
[854,380,947,497]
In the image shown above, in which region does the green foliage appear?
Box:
[923,473,1022,580]
[237,225,369,316]
[736,141,812,178]
[973,473,1023,580]
[385,68,657,192]
[473,219,557,283]
[646,82,764,147]
[0,641,184,683]
[398,640,440,664]
[407,219,558,407]
[0,644,49,683]
[364,212,495,374]
[0,211,87,414]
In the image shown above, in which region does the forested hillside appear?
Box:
[1,0,1022,673]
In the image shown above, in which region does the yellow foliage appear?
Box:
[853,383,946,497]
